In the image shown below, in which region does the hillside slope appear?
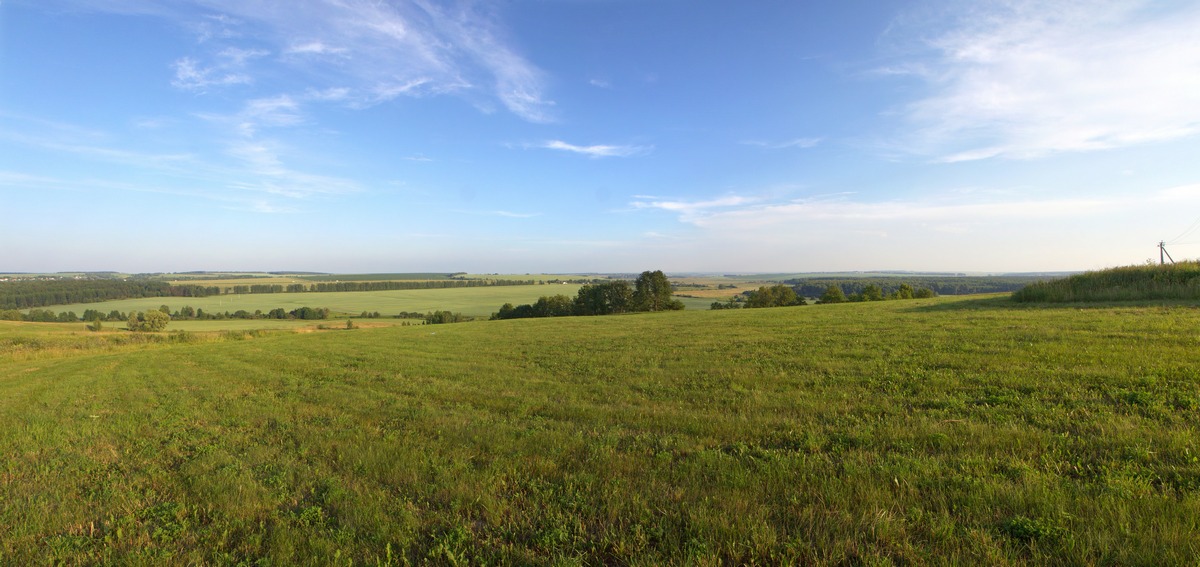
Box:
[2,296,1198,564]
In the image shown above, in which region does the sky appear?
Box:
[3,0,1200,274]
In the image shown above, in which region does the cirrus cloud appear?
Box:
[541,140,652,158]
[887,1,1200,161]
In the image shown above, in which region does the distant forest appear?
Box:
[0,278,537,310]
[786,276,1047,298]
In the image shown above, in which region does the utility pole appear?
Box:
[1159,241,1175,265]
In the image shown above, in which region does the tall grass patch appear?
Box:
[1013,261,1200,302]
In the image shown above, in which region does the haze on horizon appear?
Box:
[3,1,1200,275]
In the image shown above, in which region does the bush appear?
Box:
[128,310,170,332]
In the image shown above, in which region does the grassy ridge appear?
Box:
[2,297,1199,564]
[1013,261,1200,302]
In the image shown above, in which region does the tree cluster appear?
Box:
[492,271,684,320]
[425,311,469,324]
[745,285,806,308]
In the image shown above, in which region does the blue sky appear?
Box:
[3,0,1200,274]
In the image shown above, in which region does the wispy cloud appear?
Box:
[740,137,822,150]
[286,41,348,57]
[541,140,651,158]
[236,95,304,135]
[885,1,1200,161]
[171,57,252,90]
[452,209,541,218]
[630,189,1167,233]
[147,0,553,121]
[630,195,761,224]
[171,45,268,91]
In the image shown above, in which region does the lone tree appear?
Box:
[633,270,683,312]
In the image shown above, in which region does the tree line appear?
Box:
[492,271,683,320]
[0,280,219,310]
[711,283,935,310]
[785,276,1038,298]
[814,283,935,303]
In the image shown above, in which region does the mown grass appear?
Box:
[1,296,1199,564]
[1013,261,1200,302]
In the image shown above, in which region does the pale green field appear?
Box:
[460,273,615,282]
[166,276,310,288]
[34,285,584,320]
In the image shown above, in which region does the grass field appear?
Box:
[2,296,1199,564]
[32,284,585,321]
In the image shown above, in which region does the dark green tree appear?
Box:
[533,294,575,317]
[890,283,915,300]
[574,281,632,315]
[633,270,679,312]
[861,284,884,301]
[818,284,848,304]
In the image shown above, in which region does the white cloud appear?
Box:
[636,192,1127,232]
[171,57,251,90]
[457,210,540,218]
[229,95,303,136]
[541,140,651,158]
[305,87,352,102]
[887,1,1200,161]
[741,138,822,150]
[219,47,269,65]
[631,195,759,223]
[153,0,553,121]
[286,41,348,56]
[620,185,1200,272]
[223,142,359,199]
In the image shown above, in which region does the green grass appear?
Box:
[1013,261,1200,302]
[2,296,1199,564]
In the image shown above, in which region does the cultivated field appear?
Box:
[32,284,584,321]
[3,295,1199,564]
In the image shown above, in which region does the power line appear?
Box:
[1167,214,1200,244]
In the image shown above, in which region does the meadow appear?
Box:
[2,295,1198,564]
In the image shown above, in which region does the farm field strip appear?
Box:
[26,284,585,319]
